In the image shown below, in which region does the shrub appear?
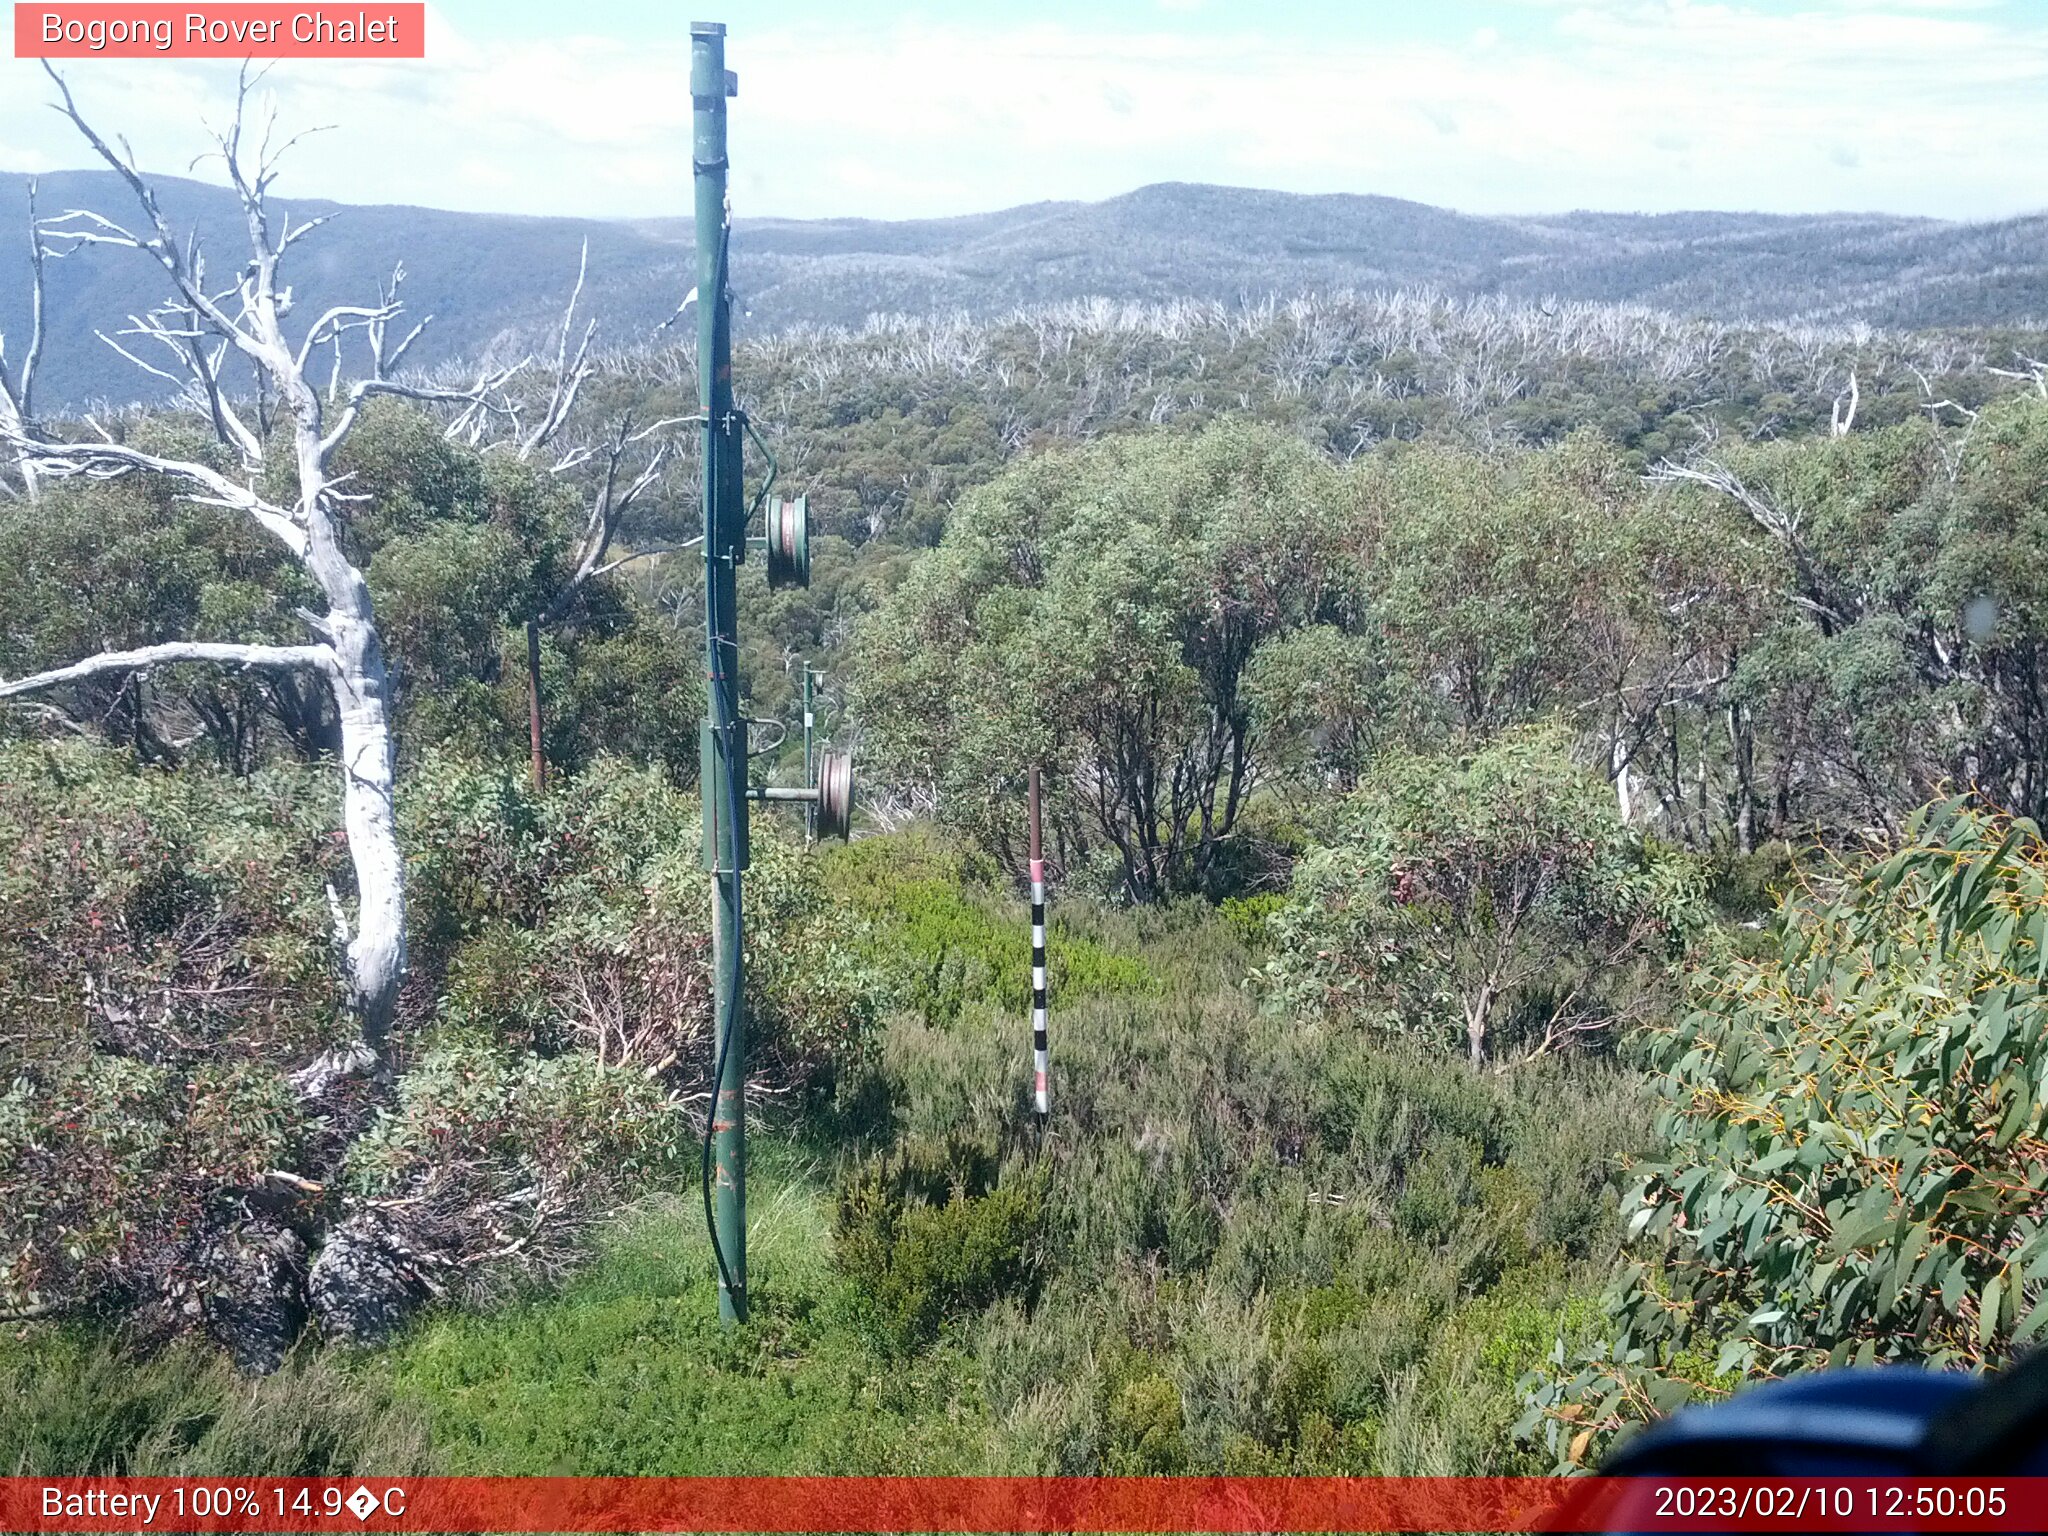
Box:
[820,829,1156,1028]
[1703,841,1801,923]
[407,751,885,1097]
[1097,1349,1190,1473]
[0,740,345,1068]
[834,1135,1045,1354]
[1218,892,1285,954]
[1524,799,2048,1469]
[1261,725,1706,1065]
[336,1043,684,1307]
[0,743,340,1342]
[0,743,882,1361]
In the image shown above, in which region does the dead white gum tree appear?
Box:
[505,244,691,788]
[0,65,519,1079]
[0,177,46,501]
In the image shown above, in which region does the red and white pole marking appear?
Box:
[1028,767,1050,1119]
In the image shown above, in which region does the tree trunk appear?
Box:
[299,435,407,1056]
[1611,726,1634,824]
[292,331,407,1056]
[526,619,547,791]
[1728,700,1757,855]
[327,608,406,1053]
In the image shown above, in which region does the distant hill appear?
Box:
[716,185,2048,337]
[0,170,689,412]
[3,173,2044,410]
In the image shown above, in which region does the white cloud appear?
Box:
[0,3,2040,222]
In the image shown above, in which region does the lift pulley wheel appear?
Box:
[815,749,855,841]
[765,495,810,591]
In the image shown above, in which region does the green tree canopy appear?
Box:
[1261,726,1706,1066]
[855,421,1355,899]
[0,401,700,782]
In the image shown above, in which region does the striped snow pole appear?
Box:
[1028,766,1050,1120]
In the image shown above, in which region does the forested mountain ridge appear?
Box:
[718,184,2048,336]
[4,170,2044,408]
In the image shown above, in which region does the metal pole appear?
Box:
[1028,767,1050,1121]
[803,666,817,842]
[692,19,747,1326]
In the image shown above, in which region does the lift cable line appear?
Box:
[802,664,822,842]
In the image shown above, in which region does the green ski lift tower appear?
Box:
[690,20,853,1325]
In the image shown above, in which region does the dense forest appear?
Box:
[9,98,2048,1482]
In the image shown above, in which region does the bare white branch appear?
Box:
[0,428,310,555]
[1647,456,1801,543]
[517,239,595,459]
[534,413,688,626]
[0,641,336,700]
[1830,367,1860,437]
[1988,353,2048,400]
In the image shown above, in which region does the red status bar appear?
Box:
[5,1476,2048,1533]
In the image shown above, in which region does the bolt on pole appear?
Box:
[692,18,748,1326]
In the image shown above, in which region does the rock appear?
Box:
[308,1211,427,1346]
[195,1215,308,1374]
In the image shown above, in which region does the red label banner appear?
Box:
[3,1476,2048,1533]
[13,5,425,58]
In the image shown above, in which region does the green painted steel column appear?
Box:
[802,666,817,842]
[692,19,748,1326]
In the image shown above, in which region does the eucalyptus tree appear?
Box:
[1651,398,2048,835]
[1362,434,1771,832]
[1526,800,2048,1469]
[1262,725,1706,1068]
[856,420,1355,900]
[518,406,689,787]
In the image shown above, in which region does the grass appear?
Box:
[379,1148,995,1475]
[0,1330,430,1478]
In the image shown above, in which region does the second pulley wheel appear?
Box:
[765,494,810,590]
[815,749,854,840]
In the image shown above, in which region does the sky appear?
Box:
[0,0,2043,224]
